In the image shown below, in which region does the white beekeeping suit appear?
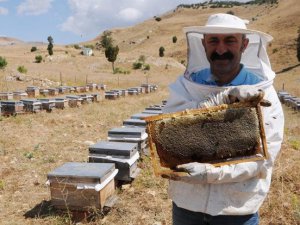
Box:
[163,13,284,215]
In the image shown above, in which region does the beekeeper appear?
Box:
[162,13,284,225]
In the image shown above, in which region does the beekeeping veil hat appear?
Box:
[183,13,275,81]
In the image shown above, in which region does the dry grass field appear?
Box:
[0,0,299,224]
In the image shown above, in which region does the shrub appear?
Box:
[84,44,94,50]
[143,64,150,71]
[31,46,37,52]
[272,48,278,54]
[133,62,143,69]
[17,65,27,74]
[74,44,81,49]
[154,16,161,22]
[0,56,7,70]
[114,67,130,74]
[35,55,43,63]
[226,10,235,15]
[159,46,165,57]
[172,36,177,43]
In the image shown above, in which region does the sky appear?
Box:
[0,0,248,45]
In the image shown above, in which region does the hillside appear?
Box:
[0,0,299,224]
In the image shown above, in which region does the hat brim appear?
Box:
[183,26,273,42]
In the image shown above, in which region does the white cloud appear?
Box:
[117,8,142,21]
[0,7,8,15]
[60,0,202,37]
[17,0,53,15]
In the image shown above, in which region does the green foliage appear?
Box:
[31,46,37,52]
[17,65,27,74]
[0,56,7,70]
[133,62,143,69]
[143,64,150,71]
[154,16,161,22]
[0,180,4,190]
[114,67,130,74]
[297,27,300,62]
[47,36,54,55]
[35,55,43,63]
[159,46,165,57]
[172,36,177,43]
[272,48,278,54]
[84,44,94,50]
[24,152,34,159]
[105,45,119,72]
[73,44,81,49]
[290,140,300,150]
[101,31,113,49]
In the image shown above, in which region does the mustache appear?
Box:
[210,52,234,61]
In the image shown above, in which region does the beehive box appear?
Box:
[66,95,82,107]
[107,127,148,153]
[0,92,13,100]
[88,141,140,181]
[144,101,268,176]
[26,86,39,98]
[54,98,69,109]
[0,100,24,116]
[48,88,59,96]
[21,99,42,113]
[90,93,102,102]
[48,162,117,211]
[38,99,55,112]
[39,89,49,97]
[105,91,118,100]
[13,91,28,100]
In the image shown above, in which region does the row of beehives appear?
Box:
[277,91,300,110]
[0,84,158,116]
[0,83,107,100]
[46,100,165,211]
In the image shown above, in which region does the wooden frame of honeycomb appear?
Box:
[144,100,268,177]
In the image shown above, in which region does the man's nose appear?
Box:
[215,42,227,55]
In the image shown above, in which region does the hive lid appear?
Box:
[89,141,138,158]
[131,113,158,119]
[123,118,147,126]
[142,110,162,114]
[47,162,115,183]
[108,127,145,136]
[145,100,268,177]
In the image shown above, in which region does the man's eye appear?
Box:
[208,40,218,44]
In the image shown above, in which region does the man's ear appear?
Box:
[241,38,249,52]
[202,38,207,52]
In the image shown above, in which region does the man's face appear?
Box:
[202,33,248,80]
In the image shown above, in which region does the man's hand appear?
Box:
[162,162,210,184]
[228,85,264,103]
[198,85,270,108]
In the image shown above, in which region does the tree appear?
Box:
[105,45,119,72]
[0,56,7,70]
[100,31,113,50]
[31,46,37,52]
[159,46,165,57]
[47,36,54,55]
[172,36,177,43]
[297,27,300,62]
[35,55,43,63]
